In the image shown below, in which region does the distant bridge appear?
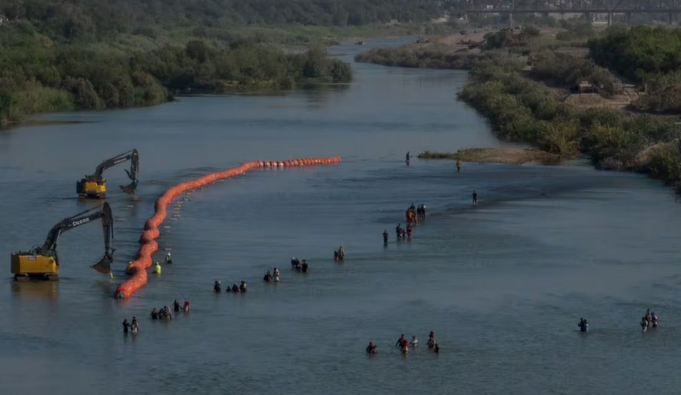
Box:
[459,0,681,25]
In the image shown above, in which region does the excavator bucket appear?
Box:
[91,254,113,274]
[120,179,138,196]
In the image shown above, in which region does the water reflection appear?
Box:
[217,82,351,111]
[300,84,351,110]
[11,280,59,300]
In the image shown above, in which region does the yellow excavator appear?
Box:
[11,203,115,281]
[77,149,139,199]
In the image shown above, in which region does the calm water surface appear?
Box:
[1,38,680,395]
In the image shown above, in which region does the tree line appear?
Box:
[0,0,448,41]
[0,40,352,123]
[0,0,370,124]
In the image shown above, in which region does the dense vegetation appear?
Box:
[588,26,681,81]
[0,0,448,41]
[355,44,491,70]
[459,59,681,188]
[2,0,429,124]
[555,22,595,41]
[0,39,352,123]
[588,26,681,113]
[530,51,619,96]
[482,26,540,50]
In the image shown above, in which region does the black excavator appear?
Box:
[77,149,139,199]
[11,203,115,281]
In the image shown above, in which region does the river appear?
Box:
[1,38,680,395]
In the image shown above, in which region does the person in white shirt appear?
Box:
[410,336,419,348]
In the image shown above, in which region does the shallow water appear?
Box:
[1,38,680,395]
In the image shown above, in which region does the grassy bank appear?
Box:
[458,59,681,188]
[418,148,560,165]
[355,43,489,70]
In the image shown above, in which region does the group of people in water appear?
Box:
[577,318,589,332]
[214,280,249,293]
[151,300,190,320]
[150,300,183,319]
[291,257,309,272]
[333,246,345,262]
[641,309,660,332]
[263,268,280,282]
[387,203,426,243]
[126,252,173,276]
[366,331,439,355]
[578,309,660,333]
[122,298,193,333]
[392,223,412,241]
[122,317,139,334]
[406,203,426,224]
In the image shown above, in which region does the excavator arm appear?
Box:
[30,203,115,273]
[83,149,139,196]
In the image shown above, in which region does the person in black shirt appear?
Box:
[366,341,378,354]
[122,319,131,333]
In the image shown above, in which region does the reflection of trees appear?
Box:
[236,83,350,111]
[300,84,351,110]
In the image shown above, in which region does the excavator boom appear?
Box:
[11,203,116,280]
[77,149,139,198]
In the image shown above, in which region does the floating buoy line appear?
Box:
[114,157,342,299]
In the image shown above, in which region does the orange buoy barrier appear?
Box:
[114,157,341,299]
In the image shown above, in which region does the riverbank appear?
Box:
[0,42,352,126]
[353,27,562,70]
[354,31,490,70]
[418,148,561,165]
[458,59,681,189]
[356,25,681,191]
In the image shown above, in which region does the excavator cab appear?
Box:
[77,149,139,199]
[11,254,59,281]
[76,178,107,199]
[12,203,115,281]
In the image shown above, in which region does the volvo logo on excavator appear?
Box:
[72,218,91,227]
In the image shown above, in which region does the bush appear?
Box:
[589,26,681,81]
[648,142,681,185]
[530,50,619,96]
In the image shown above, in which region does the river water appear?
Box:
[1,38,680,395]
